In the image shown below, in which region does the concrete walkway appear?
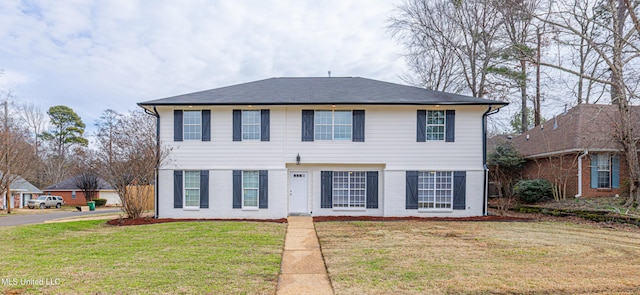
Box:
[276,216,334,295]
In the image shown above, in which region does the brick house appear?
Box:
[511,104,639,198]
[43,176,120,206]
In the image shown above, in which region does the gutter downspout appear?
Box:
[144,106,161,219]
[575,150,588,198]
[483,105,501,216]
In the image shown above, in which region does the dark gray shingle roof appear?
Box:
[139,77,507,106]
[44,176,114,191]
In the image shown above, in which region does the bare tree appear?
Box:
[97,109,168,219]
[73,170,99,203]
[388,0,505,97]
[535,0,640,207]
[19,102,47,158]
[0,99,37,213]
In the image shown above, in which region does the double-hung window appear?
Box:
[596,154,611,188]
[242,110,261,140]
[426,110,445,141]
[332,171,366,208]
[183,111,202,140]
[315,110,352,140]
[184,171,201,208]
[418,171,453,209]
[242,171,259,208]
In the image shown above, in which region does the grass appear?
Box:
[315,221,640,294]
[0,220,286,294]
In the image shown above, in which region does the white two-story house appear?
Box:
[138,77,507,219]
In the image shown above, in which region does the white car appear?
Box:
[27,196,65,209]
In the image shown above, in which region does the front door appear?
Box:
[289,172,309,214]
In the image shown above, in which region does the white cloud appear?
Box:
[0,0,407,136]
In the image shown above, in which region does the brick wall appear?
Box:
[520,153,628,199]
[43,190,104,205]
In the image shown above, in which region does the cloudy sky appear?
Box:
[0,0,408,135]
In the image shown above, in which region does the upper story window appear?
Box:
[302,110,364,142]
[183,111,202,140]
[233,110,270,141]
[426,111,445,141]
[417,110,455,142]
[242,110,261,140]
[314,110,353,141]
[174,110,210,142]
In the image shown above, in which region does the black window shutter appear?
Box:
[366,171,378,209]
[302,110,314,141]
[453,171,466,210]
[261,110,270,141]
[259,170,268,208]
[321,171,333,208]
[406,171,418,209]
[174,110,183,142]
[416,110,426,142]
[173,170,183,208]
[200,170,209,208]
[352,110,365,142]
[202,110,211,142]
[232,170,242,208]
[232,110,242,141]
[445,110,455,142]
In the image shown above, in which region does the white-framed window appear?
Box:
[426,110,445,141]
[183,110,202,140]
[242,171,259,208]
[314,110,352,140]
[596,154,611,188]
[333,171,366,208]
[184,171,200,208]
[242,110,261,140]
[418,171,453,209]
[71,191,76,200]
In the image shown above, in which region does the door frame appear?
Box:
[289,171,309,214]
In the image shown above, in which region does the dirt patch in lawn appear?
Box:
[106,217,288,226]
[313,215,531,222]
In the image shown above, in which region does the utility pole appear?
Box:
[3,100,10,214]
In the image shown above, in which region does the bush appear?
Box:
[93,199,107,207]
[513,179,552,204]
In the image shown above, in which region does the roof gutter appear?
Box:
[575,150,588,198]
[143,106,161,219]
[483,105,501,216]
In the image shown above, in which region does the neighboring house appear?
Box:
[511,104,639,198]
[138,77,507,219]
[43,176,120,206]
[0,175,42,209]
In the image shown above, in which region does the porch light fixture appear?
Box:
[296,153,301,165]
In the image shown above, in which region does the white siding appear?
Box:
[155,104,489,218]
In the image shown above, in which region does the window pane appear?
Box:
[418,171,451,209]
[242,110,260,140]
[426,110,445,141]
[332,171,366,208]
[243,171,259,207]
[183,111,202,140]
[184,171,200,207]
[314,110,352,140]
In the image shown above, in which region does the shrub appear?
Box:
[93,199,108,207]
[513,179,552,204]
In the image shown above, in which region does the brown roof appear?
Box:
[512,104,639,158]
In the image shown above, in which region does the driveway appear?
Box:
[0,209,122,226]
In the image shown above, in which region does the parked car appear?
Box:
[28,196,65,209]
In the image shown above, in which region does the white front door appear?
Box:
[289,172,309,214]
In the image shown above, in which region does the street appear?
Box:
[0,209,122,226]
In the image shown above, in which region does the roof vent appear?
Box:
[328,71,331,77]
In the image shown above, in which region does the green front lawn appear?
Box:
[1,220,287,294]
